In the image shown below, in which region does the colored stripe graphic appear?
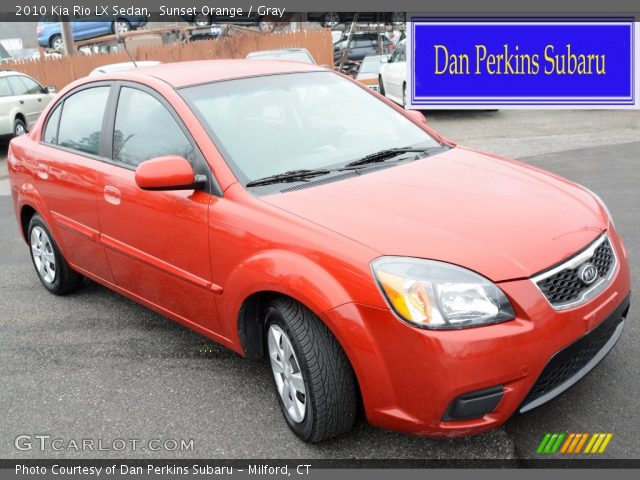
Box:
[538,433,613,454]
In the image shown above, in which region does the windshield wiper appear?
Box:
[245,169,332,187]
[341,146,447,169]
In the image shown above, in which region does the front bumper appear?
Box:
[323,231,631,437]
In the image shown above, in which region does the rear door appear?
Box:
[93,83,221,333]
[34,84,115,282]
[14,75,51,128]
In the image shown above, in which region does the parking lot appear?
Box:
[0,109,638,460]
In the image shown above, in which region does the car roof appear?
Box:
[100,59,324,88]
[0,70,26,78]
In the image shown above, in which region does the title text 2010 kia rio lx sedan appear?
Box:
[8,60,630,442]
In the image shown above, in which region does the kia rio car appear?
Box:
[8,60,630,442]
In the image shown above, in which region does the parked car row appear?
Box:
[309,12,406,28]
[36,15,148,50]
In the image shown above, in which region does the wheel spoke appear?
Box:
[269,352,284,374]
[289,372,305,394]
[282,336,292,363]
[267,323,307,423]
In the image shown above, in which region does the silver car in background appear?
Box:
[0,71,54,138]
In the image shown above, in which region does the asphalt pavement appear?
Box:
[0,109,638,460]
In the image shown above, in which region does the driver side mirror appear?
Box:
[44,85,56,94]
[380,56,389,63]
[135,155,205,191]
[406,110,427,125]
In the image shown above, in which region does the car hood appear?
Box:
[262,147,606,282]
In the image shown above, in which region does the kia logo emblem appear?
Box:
[578,263,599,285]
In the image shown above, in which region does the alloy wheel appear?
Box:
[51,36,63,51]
[31,226,56,284]
[268,324,307,423]
[14,122,26,136]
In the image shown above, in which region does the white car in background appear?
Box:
[356,54,390,92]
[378,39,407,107]
[0,71,55,138]
[246,48,316,65]
[88,61,162,76]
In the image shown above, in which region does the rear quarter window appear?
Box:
[43,103,62,144]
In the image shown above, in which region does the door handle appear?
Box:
[103,186,121,206]
[19,100,24,104]
[38,98,42,102]
[36,163,49,180]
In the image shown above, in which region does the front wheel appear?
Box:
[265,298,357,442]
[28,214,83,295]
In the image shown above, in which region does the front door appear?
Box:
[94,84,221,332]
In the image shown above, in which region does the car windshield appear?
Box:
[180,71,440,185]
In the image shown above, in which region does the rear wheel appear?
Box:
[112,19,131,35]
[28,214,83,295]
[13,118,26,137]
[265,297,357,442]
[50,35,63,51]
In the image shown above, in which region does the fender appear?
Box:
[219,248,354,347]
[15,183,69,257]
[16,182,54,239]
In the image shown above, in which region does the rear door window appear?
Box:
[43,104,62,144]
[6,76,29,95]
[56,87,110,156]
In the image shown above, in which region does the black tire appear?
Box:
[13,118,27,137]
[193,13,211,26]
[49,34,63,50]
[402,83,407,108]
[265,297,356,442]
[27,214,83,295]
[321,12,341,28]
[258,18,276,33]
[378,75,385,96]
[112,19,131,35]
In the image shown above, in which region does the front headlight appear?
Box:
[372,257,515,329]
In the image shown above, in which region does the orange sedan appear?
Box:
[8,60,630,442]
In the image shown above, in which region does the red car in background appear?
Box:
[7,60,630,442]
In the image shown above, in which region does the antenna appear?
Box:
[115,26,137,68]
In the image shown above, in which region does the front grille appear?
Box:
[534,235,616,309]
[520,296,629,412]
